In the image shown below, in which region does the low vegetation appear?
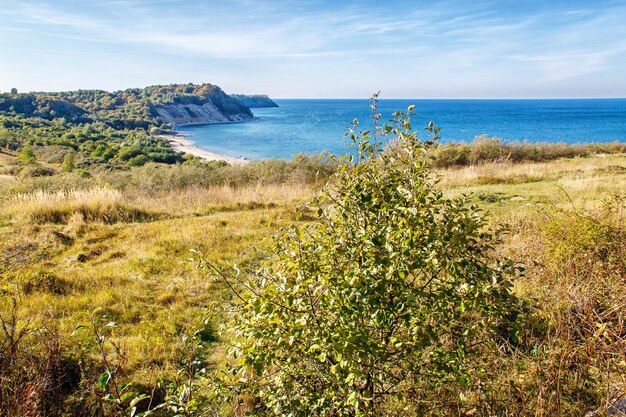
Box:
[431,136,626,167]
[0,107,625,416]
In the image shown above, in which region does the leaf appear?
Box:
[120,391,139,402]
[71,325,88,336]
[309,344,321,352]
[98,371,110,392]
[345,373,355,385]
[130,394,150,408]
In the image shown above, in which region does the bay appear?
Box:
[177,99,626,160]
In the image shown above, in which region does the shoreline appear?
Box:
[160,133,249,165]
[170,117,258,128]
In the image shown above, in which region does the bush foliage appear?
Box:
[213,105,521,416]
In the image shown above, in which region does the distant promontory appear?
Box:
[0,83,283,128]
[232,94,279,108]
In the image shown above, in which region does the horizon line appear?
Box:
[3,88,626,101]
[271,96,626,100]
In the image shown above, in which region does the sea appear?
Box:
[177,99,626,160]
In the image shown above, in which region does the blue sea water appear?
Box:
[177,99,626,160]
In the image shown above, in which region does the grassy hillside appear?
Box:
[0,141,625,415]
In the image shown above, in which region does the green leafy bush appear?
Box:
[62,149,76,172]
[17,143,36,164]
[127,154,150,167]
[211,104,520,416]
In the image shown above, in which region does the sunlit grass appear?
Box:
[438,154,626,217]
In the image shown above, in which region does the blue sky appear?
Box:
[1,0,625,98]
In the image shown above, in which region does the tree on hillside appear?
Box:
[17,143,35,164]
[208,101,521,416]
[62,149,76,172]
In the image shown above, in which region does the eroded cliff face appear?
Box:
[154,102,252,126]
[151,84,254,126]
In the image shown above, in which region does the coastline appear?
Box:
[160,133,249,165]
[170,117,257,127]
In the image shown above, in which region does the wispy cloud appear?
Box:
[512,43,626,82]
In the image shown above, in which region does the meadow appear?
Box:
[0,139,625,416]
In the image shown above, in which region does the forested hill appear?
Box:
[0,84,252,130]
[232,94,279,108]
[0,84,255,169]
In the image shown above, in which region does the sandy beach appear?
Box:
[161,133,249,164]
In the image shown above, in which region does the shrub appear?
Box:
[20,270,73,295]
[62,149,76,172]
[481,194,626,415]
[17,143,36,164]
[117,146,142,161]
[469,136,507,164]
[431,138,626,168]
[33,145,73,164]
[210,104,520,416]
[127,154,150,167]
[431,142,470,167]
[18,165,56,178]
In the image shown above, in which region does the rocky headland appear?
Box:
[152,84,254,126]
[231,94,279,108]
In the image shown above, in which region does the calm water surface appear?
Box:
[177,99,626,160]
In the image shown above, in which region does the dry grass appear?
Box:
[0,194,300,414]
[12,187,124,204]
[131,183,315,215]
[437,154,626,188]
[2,183,315,225]
[474,196,626,416]
[430,137,626,168]
[436,154,626,220]
[0,153,317,415]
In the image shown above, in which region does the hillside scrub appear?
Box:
[431,136,626,167]
[0,84,252,169]
[0,153,338,198]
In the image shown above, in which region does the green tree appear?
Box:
[127,154,150,167]
[0,128,15,150]
[62,149,76,172]
[17,143,35,164]
[209,103,520,416]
